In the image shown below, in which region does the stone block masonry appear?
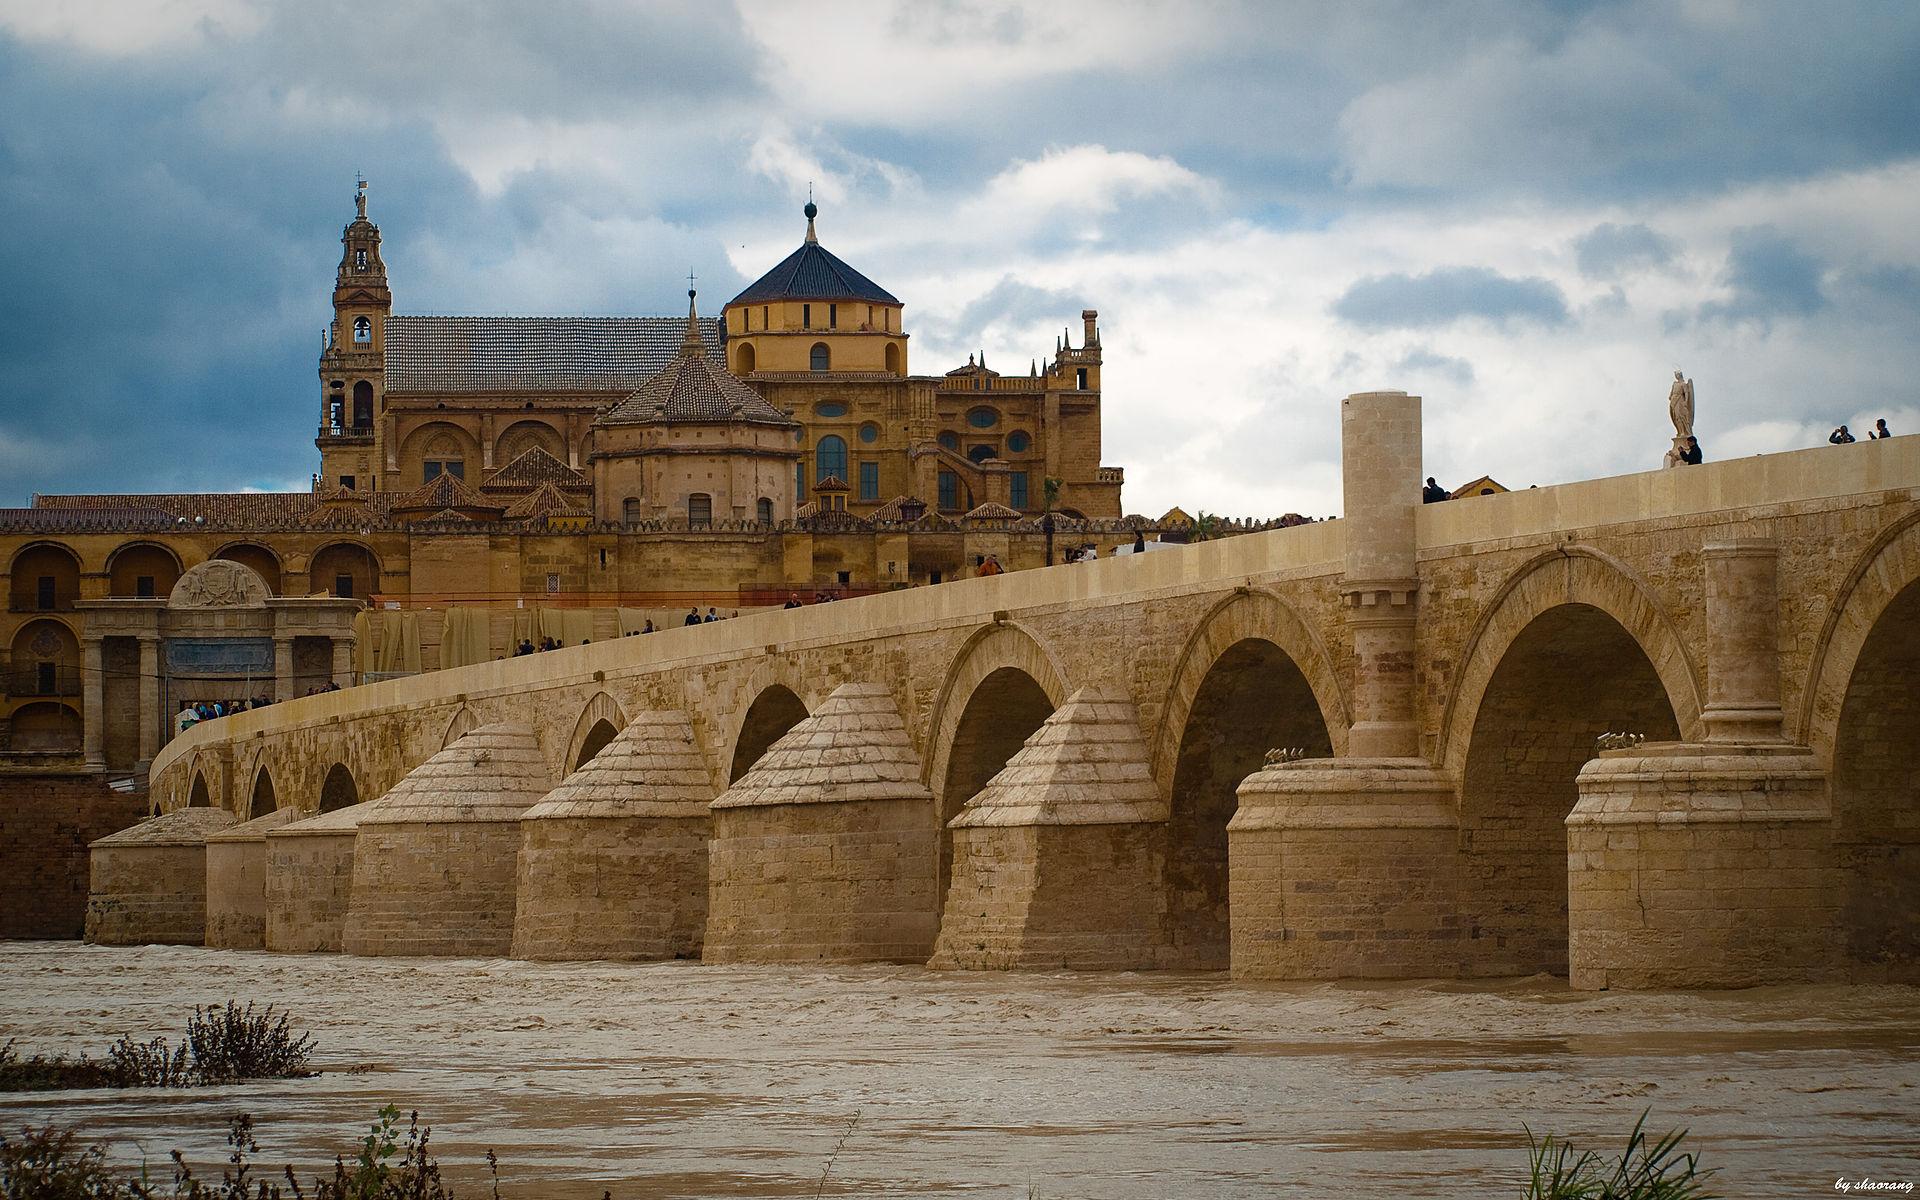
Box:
[0,771,145,938]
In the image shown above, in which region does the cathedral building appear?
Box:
[317,184,1121,523]
[0,184,1144,769]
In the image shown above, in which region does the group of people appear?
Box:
[1831,419,1894,444]
[175,694,284,733]
[514,636,589,655]
[782,593,838,608]
[684,606,740,625]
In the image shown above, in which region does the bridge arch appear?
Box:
[1446,548,1690,978]
[721,660,819,785]
[318,761,357,813]
[1801,511,1920,980]
[249,763,276,819]
[441,705,478,748]
[1155,589,1345,968]
[1439,546,1703,777]
[565,691,628,772]
[188,768,212,809]
[923,621,1072,904]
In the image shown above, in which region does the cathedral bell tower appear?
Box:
[316,177,391,491]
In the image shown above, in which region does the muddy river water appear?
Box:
[1,942,1914,1197]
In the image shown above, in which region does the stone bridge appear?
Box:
[137,393,1920,989]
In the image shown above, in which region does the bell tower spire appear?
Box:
[317,177,393,492]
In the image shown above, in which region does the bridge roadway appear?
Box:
[138,393,1920,988]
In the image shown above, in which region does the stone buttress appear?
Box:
[342,723,551,957]
[1229,392,1462,980]
[264,801,377,952]
[704,683,937,962]
[86,808,238,946]
[931,688,1171,970]
[204,806,301,949]
[1570,539,1839,989]
[511,711,714,961]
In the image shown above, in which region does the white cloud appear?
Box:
[0,0,263,55]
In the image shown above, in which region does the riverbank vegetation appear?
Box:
[1524,1110,1718,1199]
[0,1003,313,1092]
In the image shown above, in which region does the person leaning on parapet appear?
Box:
[684,607,701,626]
[1830,425,1857,444]
[1870,418,1893,439]
[784,593,802,609]
[979,554,1004,576]
[1681,435,1703,465]
[1422,477,1449,504]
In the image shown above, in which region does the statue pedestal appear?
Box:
[1568,742,1838,990]
[1663,435,1687,468]
[1228,758,1461,980]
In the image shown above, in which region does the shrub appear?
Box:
[184,1003,315,1085]
[1524,1110,1718,1199]
[0,1004,313,1094]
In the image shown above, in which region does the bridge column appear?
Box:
[1228,391,1461,980]
[1569,538,1838,989]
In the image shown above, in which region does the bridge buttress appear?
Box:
[1569,537,1839,990]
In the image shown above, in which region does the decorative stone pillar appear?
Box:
[1227,391,1461,981]
[137,635,161,768]
[273,636,295,704]
[1339,391,1421,759]
[1569,537,1838,990]
[1700,540,1786,742]
[81,634,106,770]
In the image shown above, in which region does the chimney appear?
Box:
[1082,309,1099,348]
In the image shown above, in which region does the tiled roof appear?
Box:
[480,446,589,494]
[597,346,796,427]
[867,495,927,521]
[963,501,1022,521]
[35,492,320,524]
[813,474,849,491]
[503,481,590,520]
[730,241,899,306]
[384,315,724,393]
[390,471,502,514]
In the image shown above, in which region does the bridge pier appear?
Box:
[705,683,939,963]
[1569,540,1839,989]
[932,689,1171,970]
[511,711,714,962]
[1230,392,1465,980]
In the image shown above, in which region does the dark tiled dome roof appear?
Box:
[728,204,899,306]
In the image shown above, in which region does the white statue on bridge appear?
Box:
[1664,369,1696,467]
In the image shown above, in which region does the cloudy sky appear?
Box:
[2,1,1917,517]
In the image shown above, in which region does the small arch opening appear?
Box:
[188,772,211,808]
[575,719,619,770]
[809,342,830,372]
[319,762,357,813]
[249,768,276,819]
[731,686,808,783]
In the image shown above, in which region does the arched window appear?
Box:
[937,431,959,451]
[968,444,996,464]
[622,498,642,526]
[810,342,830,372]
[885,342,901,374]
[756,497,773,526]
[816,435,848,482]
[688,493,712,526]
[354,249,368,270]
[735,342,755,374]
[352,316,371,343]
[351,380,374,429]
